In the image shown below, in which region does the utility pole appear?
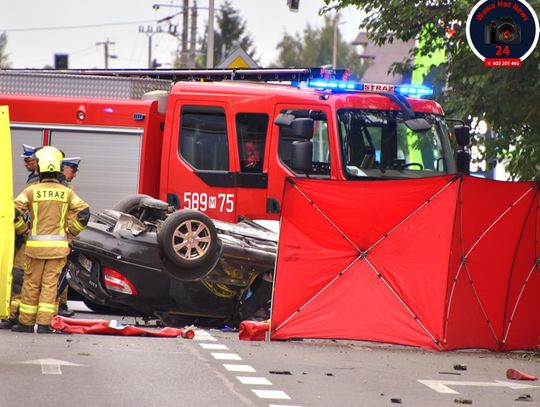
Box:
[139,25,164,68]
[96,39,117,69]
[207,0,214,68]
[179,0,189,66]
[190,1,198,67]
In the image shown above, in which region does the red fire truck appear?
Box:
[1,68,469,223]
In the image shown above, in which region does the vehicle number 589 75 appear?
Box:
[183,192,234,213]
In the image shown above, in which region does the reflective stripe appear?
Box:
[38,303,57,314]
[59,203,67,236]
[32,203,38,235]
[26,240,69,248]
[11,299,20,307]
[28,234,68,241]
[19,303,38,314]
[71,219,85,232]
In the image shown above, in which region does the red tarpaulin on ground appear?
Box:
[270,175,539,351]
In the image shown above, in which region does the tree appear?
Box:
[192,0,256,68]
[0,32,11,68]
[273,15,366,79]
[322,0,540,180]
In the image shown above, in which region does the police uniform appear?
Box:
[12,147,90,333]
[57,157,82,317]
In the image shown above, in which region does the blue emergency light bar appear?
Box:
[303,79,433,98]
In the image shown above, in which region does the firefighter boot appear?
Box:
[37,324,59,334]
[58,303,74,318]
[0,319,16,329]
[11,323,34,333]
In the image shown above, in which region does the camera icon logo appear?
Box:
[484,16,522,44]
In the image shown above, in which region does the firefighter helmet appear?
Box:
[34,146,65,174]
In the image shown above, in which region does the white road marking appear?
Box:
[16,358,85,375]
[199,343,229,350]
[237,376,272,385]
[211,352,242,361]
[252,389,291,400]
[223,364,256,372]
[194,330,217,341]
[418,379,540,394]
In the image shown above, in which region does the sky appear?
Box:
[1,0,365,69]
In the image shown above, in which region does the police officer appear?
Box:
[11,146,90,334]
[21,144,39,185]
[57,157,82,318]
[60,157,80,186]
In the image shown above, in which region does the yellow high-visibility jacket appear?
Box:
[14,178,89,259]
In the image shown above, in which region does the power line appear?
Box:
[1,20,156,33]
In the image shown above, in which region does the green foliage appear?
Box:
[273,15,367,79]
[0,33,11,68]
[194,0,256,68]
[322,0,540,180]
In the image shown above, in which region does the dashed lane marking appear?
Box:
[236,376,272,385]
[192,330,301,406]
[199,343,229,350]
[252,389,291,400]
[211,352,242,361]
[194,330,218,341]
[223,364,256,372]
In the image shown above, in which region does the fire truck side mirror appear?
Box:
[291,140,313,174]
[291,118,314,140]
[456,150,471,175]
[454,125,471,147]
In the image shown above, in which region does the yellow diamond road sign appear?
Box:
[217,47,259,69]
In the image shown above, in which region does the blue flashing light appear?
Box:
[303,79,433,98]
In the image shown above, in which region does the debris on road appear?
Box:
[439,371,462,375]
[515,394,533,402]
[453,364,468,371]
[390,397,402,404]
[454,398,473,404]
[269,370,292,375]
[506,368,538,381]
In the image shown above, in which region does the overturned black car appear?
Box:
[65,195,278,327]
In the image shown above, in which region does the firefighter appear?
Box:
[11,146,90,334]
[57,157,81,318]
[0,144,42,329]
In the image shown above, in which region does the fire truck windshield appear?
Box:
[337,109,452,178]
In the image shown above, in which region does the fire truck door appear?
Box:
[267,105,333,215]
[0,107,14,318]
[165,103,237,223]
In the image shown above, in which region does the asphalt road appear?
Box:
[0,303,538,407]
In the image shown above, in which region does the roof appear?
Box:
[353,32,416,84]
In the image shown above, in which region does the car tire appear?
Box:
[157,210,219,271]
[112,194,152,217]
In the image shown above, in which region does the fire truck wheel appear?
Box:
[113,194,152,217]
[157,210,219,270]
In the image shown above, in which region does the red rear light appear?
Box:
[103,267,138,296]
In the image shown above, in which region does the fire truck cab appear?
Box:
[2,68,469,223]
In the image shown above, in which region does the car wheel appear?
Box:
[112,194,152,217]
[157,210,219,270]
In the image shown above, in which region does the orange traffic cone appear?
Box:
[506,368,538,381]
